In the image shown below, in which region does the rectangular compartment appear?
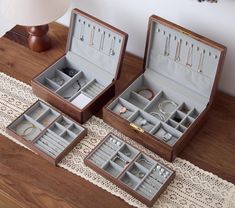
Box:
[32,8,128,123]
[103,14,226,162]
[84,133,175,207]
[6,100,87,165]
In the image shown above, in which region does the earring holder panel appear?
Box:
[84,133,175,207]
[6,100,87,165]
[32,8,128,123]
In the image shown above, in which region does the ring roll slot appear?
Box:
[103,161,123,178]
[120,172,140,189]
[136,183,157,200]
[34,141,58,158]
[108,98,138,119]
[59,130,77,143]
[47,129,69,147]
[170,111,186,124]
[25,101,49,120]
[37,109,60,127]
[57,116,72,128]
[82,79,105,98]
[177,125,187,133]
[128,110,159,133]
[99,144,116,156]
[189,108,199,119]
[122,91,149,109]
[144,91,179,121]
[49,122,65,135]
[56,71,89,100]
[151,123,182,146]
[181,116,194,128]
[41,132,65,150]
[135,154,156,170]
[68,123,82,135]
[9,115,44,141]
[119,143,139,159]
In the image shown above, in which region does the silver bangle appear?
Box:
[150,112,165,121]
[158,99,178,115]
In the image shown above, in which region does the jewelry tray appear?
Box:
[103,15,226,161]
[84,133,175,207]
[31,8,128,123]
[6,100,87,165]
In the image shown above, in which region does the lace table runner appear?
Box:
[0,72,234,208]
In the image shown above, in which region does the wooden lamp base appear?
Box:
[27,24,51,52]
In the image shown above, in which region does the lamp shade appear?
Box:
[0,0,70,26]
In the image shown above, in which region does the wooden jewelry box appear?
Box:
[84,133,175,207]
[103,15,226,162]
[6,100,87,165]
[31,9,128,123]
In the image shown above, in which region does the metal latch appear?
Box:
[130,123,144,133]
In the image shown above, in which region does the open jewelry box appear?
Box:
[84,133,175,207]
[6,100,87,165]
[103,15,226,161]
[31,9,128,123]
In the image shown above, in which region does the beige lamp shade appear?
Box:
[0,0,70,26]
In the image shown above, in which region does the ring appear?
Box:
[158,99,178,115]
[140,119,147,126]
[119,106,127,114]
[72,80,81,90]
[150,112,165,121]
[51,77,64,86]
[137,89,154,100]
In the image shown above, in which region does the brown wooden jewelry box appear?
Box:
[31,8,128,123]
[84,133,175,207]
[103,15,226,162]
[6,100,87,165]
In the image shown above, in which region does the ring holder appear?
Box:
[84,133,175,207]
[32,8,128,123]
[6,100,87,165]
[103,15,226,161]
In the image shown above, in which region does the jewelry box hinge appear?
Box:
[130,123,145,133]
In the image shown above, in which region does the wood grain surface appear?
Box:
[0,22,234,208]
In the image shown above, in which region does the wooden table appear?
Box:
[0,23,234,208]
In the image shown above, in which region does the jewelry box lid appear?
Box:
[144,15,226,104]
[66,9,128,81]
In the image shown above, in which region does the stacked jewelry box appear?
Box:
[103,15,226,161]
[6,101,87,165]
[84,133,175,207]
[31,9,128,123]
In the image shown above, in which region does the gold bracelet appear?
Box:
[21,124,36,137]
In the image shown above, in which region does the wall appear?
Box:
[57,0,235,97]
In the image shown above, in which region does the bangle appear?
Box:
[158,100,178,115]
[21,124,36,137]
[137,89,154,100]
[150,112,165,121]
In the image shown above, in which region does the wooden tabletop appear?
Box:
[0,22,234,208]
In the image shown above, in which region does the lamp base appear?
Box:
[27,24,51,52]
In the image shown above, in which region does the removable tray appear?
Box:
[6,100,87,165]
[84,133,175,207]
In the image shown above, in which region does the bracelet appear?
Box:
[137,88,154,100]
[21,124,36,137]
[150,112,165,121]
[158,99,178,115]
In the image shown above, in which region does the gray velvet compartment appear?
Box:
[87,133,174,201]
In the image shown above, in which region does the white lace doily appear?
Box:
[0,72,234,208]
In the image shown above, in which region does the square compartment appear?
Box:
[166,119,178,128]
[189,109,199,119]
[177,125,186,133]
[68,124,81,135]
[37,109,60,127]
[26,102,48,119]
[49,70,71,87]
[128,163,147,180]
[57,116,72,128]
[120,172,140,189]
[125,92,149,109]
[181,117,194,128]
[112,153,130,168]
[49,122,65,135]
[178,103,191,114]
[171,111,185,123]
[136,154,155,170]
[119,144,139,159]
[103,161,122,178]
[60,130,76,142]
